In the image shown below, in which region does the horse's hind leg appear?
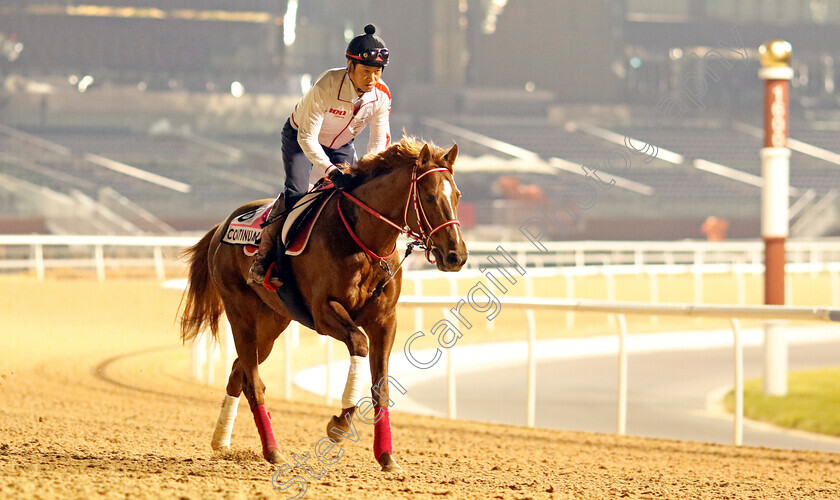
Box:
[211,357,244,451]
[230,307,290,464]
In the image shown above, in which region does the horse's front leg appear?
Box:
[312,300,370,443]
[363,313,401,472]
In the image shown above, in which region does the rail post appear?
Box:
[446,307,456,420]
[565,272,575,328]
[191,332,205,381]
[205,329,215,386]
[412,276,424,340]
[525,309,536,428]
[221,317,235,379]
[616,313,628,435]
[34,243,45,280]
[759,39,793,396]
[153,245,166,281]
[94,244,106,282]
[730,318,744,446]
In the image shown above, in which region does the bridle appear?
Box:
[336,162,461,274]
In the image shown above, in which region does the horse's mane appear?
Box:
[349,136,445,180]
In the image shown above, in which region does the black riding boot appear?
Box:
[247,196,286,289]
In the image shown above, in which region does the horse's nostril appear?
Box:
[446,252,461,265]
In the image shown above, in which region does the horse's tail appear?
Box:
[179,225,224,344]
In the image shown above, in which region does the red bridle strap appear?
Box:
[408,166,461,263]
[426,219,461,238]
[336,195,398,262]
[341,191,405,233]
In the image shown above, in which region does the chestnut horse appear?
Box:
[179,138,467,471]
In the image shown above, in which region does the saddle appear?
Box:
[220,186,335,257]
[281,186,337,255]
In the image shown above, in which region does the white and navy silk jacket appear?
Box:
[290,68,392,173]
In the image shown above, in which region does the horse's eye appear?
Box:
[425,194,435,203]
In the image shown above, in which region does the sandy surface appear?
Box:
[1,277,840,499]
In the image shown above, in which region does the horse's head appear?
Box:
[411,143,468,272]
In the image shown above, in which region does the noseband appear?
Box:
[336,163,461,266]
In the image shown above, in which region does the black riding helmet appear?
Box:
[346,24,389,67]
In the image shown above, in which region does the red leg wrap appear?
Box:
[373,407,392,460]
[252,405,279,459]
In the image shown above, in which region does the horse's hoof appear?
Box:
[211,444,229,452]
[265,448,287,465]
[326,415,346,443]
[378,452,402,472]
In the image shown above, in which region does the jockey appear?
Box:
[248,24,392,287]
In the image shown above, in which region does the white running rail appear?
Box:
[5,235,840,280]
[0,234,197,281]
[398,296,840,445]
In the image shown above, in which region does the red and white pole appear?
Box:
[759,40,793,397]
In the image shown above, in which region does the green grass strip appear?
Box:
[724,366,840,437]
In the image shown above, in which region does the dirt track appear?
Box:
[1,278,839,499]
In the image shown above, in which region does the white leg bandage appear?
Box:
[341,356,368,410]
[211,394,240,450]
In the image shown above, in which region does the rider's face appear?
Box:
[347,62,383,95]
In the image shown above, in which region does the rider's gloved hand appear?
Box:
[326,165,355,190]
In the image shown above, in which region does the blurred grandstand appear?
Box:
[1,1,840,239]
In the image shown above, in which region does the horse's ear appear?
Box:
[444,144,458,172]
[418,144,431,166]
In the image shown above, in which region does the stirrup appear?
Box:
[248,262,283,291]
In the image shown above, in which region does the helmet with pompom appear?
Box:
[346,24,389,67]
